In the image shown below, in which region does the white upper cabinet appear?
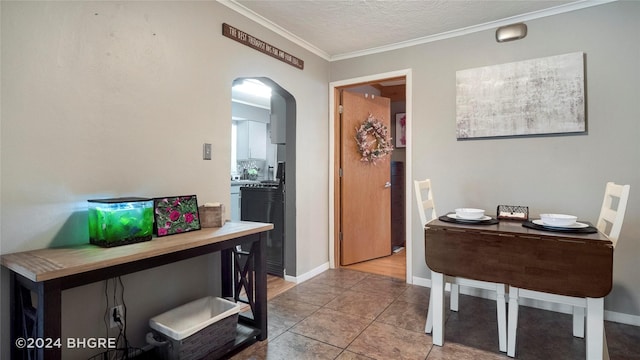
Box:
[248,121,267,159]
[235,120,267,160]
[270,92,286,144]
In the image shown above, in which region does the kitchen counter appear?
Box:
[231,180,260,186]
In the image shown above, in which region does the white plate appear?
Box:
[447,214,492,221]
[532,219,589,229]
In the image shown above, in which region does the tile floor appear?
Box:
[231,269,640,360]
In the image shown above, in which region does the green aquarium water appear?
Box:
[88,197,154,247]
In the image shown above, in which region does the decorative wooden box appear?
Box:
[199,203,225,228]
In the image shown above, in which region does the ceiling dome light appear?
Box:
[496,23,527,43]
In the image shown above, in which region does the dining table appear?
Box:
[424,215,613,360]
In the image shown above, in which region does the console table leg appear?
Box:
[221,248,233,298]
[254,232,268,340]
[13,275,62,360]
[37,280,62,360]
[10,272,25,360]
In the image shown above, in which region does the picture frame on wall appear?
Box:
[456,52,585,139]
[154,195,201,237]
[395,112,406,148]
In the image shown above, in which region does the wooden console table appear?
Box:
[1,221,273,360]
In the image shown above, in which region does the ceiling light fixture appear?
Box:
[496,23,527,43]
[232,79,272,98]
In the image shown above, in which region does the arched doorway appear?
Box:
[231,77,297,278]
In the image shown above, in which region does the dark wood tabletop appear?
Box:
[424,218,613,298]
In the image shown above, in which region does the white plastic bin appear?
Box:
[149,296,241,360]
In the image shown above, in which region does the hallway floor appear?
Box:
[342,248,406,280]
[232,268,640,360]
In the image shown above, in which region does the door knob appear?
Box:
[384,182,392,188]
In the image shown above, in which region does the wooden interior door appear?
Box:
[340,90,392,265]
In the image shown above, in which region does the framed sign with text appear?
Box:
[222,23,304,70]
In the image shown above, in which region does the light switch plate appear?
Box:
[203,143,212,160]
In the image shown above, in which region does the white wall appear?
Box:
[331,1,640,317]
[0,1,330,358]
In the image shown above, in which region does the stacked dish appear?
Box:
[447,208,491,221]
[534,214,588,229]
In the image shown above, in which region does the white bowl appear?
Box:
[455,208,485,220]
[539,214,577,227]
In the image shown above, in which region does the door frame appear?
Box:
[328,69,413,284]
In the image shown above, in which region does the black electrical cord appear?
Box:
[104,279,110,338]
[118,276,130,359]
[94,278,143,360]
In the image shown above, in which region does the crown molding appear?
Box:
[331,0,617,61]
[218,0,332,61]
[220,0,617,63]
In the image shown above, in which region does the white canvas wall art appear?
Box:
[456,52,585,139]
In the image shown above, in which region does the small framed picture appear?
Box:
[395,112,406,148]
[154,195,201,236]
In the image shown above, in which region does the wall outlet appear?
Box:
[110,305,125,328]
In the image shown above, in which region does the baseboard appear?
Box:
[284,262,330,284]
[605,309,640,327]
[412,275,640,327]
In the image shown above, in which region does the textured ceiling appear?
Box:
[226,0,603,60]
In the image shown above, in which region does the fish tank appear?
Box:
[88,197,154,247]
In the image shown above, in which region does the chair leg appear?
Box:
[450,283,459,312]
[496,284,507,353]
[573,305,585,338]
[507,287,519,357]
[431,272,445,346]
[425,295,433,333]
[426,280,455,333]
[586,297,604,360]
[603,330,610,360]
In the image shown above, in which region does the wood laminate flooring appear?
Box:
[342,248,406,280]
[267,275,296,300]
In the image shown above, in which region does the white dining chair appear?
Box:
[416,179,507,352]
[507,182,630,358]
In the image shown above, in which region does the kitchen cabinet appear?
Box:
[236,120,267,160]
[249,121,267,159]
[270,93,286,144]
[270,113,285,144]
[231,185,241,221]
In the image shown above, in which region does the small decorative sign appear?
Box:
[222,23,304,70]
[496,205,529,221]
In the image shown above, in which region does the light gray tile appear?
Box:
[290,307,372,348]
[307,268,369,289]
[347,321,431,360]
[377,300,428,333]
[233,332,342,360]
[324,289,396,320]
[273,280,343,306]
